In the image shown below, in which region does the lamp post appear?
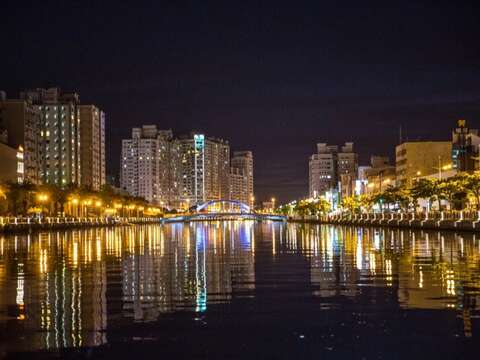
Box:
[95,200,102,217]
[37,193,49,217]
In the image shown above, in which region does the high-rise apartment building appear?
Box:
[0,96,41,184]
[309,142,358,197]
[396,141,452,186]
[121,126,181,206]
[231,151,254,207]
[21,88,82,185]
[452,120,480,172]
[79,105,106,190]
[120,128,251,208]
[229,167,249,204]
[179,133,230,205]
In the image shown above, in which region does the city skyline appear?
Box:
[2,1,479,203]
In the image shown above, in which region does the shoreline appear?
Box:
[0,217,162,234]
[288,214,480,232]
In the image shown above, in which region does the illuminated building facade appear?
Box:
[309,142,358,197]
[179,133,230,205]
[0,96,41,184]
[364,156,396,195]
[120,126,181,206]
[229,167,249,204]
[395,141,452,186]
[452,119,480,172]
[231,151,254,206]
[79,105,106,190]
[121,128,250,208]
[21,88,82,185]
[0,141,24,183]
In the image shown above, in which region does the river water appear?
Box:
[0,221,479,359]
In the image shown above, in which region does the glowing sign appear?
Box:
[194,134,205,150]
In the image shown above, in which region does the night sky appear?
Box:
[2,0,479,203]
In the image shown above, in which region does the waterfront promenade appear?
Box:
[0,216,162,234]
[290,210,480,231]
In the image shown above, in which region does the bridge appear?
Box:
[163,200,286,223]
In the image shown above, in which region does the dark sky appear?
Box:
[2,0,480,203]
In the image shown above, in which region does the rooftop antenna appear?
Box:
[399,125,403,144]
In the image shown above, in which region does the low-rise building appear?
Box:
[396,141,452,187]
[0,142,24,184]
[364,156,396,194]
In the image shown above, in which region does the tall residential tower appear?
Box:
[309,142,358,197]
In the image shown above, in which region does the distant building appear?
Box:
[309,142,358,197]
[120,127,253,208]
[339,173,357,199]
[179,133,230,205]
[396,141,452,186]
[262,201,274,212]
[79,105,106,190]
[0,141,24,184]
[231,151,254,206]
[120,126,181,206]
[21,88,82,186]
[229,167,249,204]
[0,97,41,184]
[364,156,396,194]
[452,120,480,172]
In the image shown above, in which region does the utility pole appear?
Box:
[438,156,442,180]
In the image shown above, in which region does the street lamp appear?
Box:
[37,193,49,216]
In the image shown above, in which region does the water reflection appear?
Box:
[0,222,479,353]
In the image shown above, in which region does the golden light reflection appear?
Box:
[0,223,479,352]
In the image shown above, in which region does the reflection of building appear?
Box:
[452,120,480,172]
[79,105,106,190]
[309,142,358,197]
[396,141,452,186]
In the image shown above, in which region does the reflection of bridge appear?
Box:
[163,200,286,223]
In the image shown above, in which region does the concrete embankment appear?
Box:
[288,212,480,232]
[0,217,162,234]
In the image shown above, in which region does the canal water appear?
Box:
[0,222,479,359]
